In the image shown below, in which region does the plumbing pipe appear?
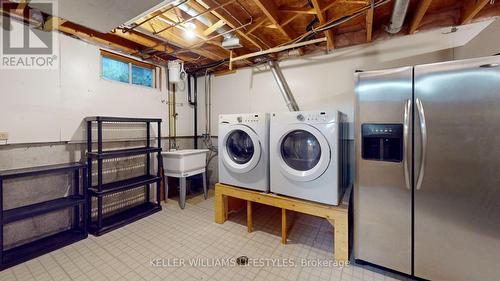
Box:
[187,74,198,149]
[168,78,177,150]
[385,0,410,34]
[204,72,212,136]
[267,60,300,112]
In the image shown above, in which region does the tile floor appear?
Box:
[0,191,408,281]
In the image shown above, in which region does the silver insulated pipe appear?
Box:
[268,60,300,112]
[385,0,410,34]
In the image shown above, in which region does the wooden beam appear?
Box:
[322,0,369,12]
[192,0,264,50]
[461,0,490,24]
[252,0,294,41]
[311,0,334,49]
[203,19,226,36]
[145,20,224,61]
[58,24,139,55]
[231,37,326,63]
[114,28,174,53]
[215,183,351,262]
[409,0,433,34]
[366,4,374,42]
[281,13,301,26]
[16,0,28,12]
[247,201,253,233]
[245,16,268,34]
[281,208,287,244]
[42,16,66,32]
[280,7,317,15]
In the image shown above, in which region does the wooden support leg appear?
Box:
[327,216,348,262]
[247,201,253,233]
[215,189,228,224]
[281,208,287,244]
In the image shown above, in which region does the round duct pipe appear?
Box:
[385,0,410,34]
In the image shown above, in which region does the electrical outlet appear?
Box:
[0,132,8,140]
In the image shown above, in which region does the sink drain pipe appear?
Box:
[187,74,198,149]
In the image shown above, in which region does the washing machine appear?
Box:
[218,113,270,191]
[270,110,349,205]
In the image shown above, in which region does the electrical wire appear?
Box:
[282,0,390,46]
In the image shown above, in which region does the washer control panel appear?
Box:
[219,113,269,124]
[238,114,261,123]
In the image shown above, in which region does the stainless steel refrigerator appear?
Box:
[354,56,500,281]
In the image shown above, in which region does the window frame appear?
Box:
[100,50,161,90]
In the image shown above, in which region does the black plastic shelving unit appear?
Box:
[0,163,88,270]
[86,116,162,236]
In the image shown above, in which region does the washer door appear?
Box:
[222,124,262,174]
[277,124,331,182]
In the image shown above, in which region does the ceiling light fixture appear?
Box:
[184,22,196,39]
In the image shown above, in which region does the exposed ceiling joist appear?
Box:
[114,28,174,53]
[409,0,433,34]
[8,0,499,73]
[461,0,490,24]
[16,0,28,11]
[280,7,317,15]
[280,13,301,26]
[58,22,141,56]
[203,19,226,36]
[366,5,374,42]
[252,0,294,41]
[311,0,335,49]
[192,0,264,50]
[246,16,268,34]
[145,20,226,61]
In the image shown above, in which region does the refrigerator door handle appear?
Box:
[403,99,411,190]
[416,98,427,190]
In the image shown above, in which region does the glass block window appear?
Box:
[100,50,159,89]
[132,65,153,87]
[102,56,130,83]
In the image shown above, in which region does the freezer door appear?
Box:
[414,56,500,281]
[354,67,413,274]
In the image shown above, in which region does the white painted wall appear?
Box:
[0,28,184,144]
[0,18,497,144]
[454,18,500,59]
[196,20,494,138]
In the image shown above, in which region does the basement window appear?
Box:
[100,50,160,89]
[132,65,153,87]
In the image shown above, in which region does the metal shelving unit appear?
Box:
[0,163,88,270]
[86,116,162,236]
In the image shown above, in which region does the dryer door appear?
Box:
[222,124,262,174]
[277,124,331,182]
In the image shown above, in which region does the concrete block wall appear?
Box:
[0,136,161,248]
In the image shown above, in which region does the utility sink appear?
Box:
[161,149,209,177]
[162,149,210,209]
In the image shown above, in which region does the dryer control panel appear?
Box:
[271,111,338,124]
[219,113,269,124]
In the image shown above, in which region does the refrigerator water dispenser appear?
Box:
[361,124,403,162]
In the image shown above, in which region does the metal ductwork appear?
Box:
[385,0,410,34]
[268,60,300,112]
